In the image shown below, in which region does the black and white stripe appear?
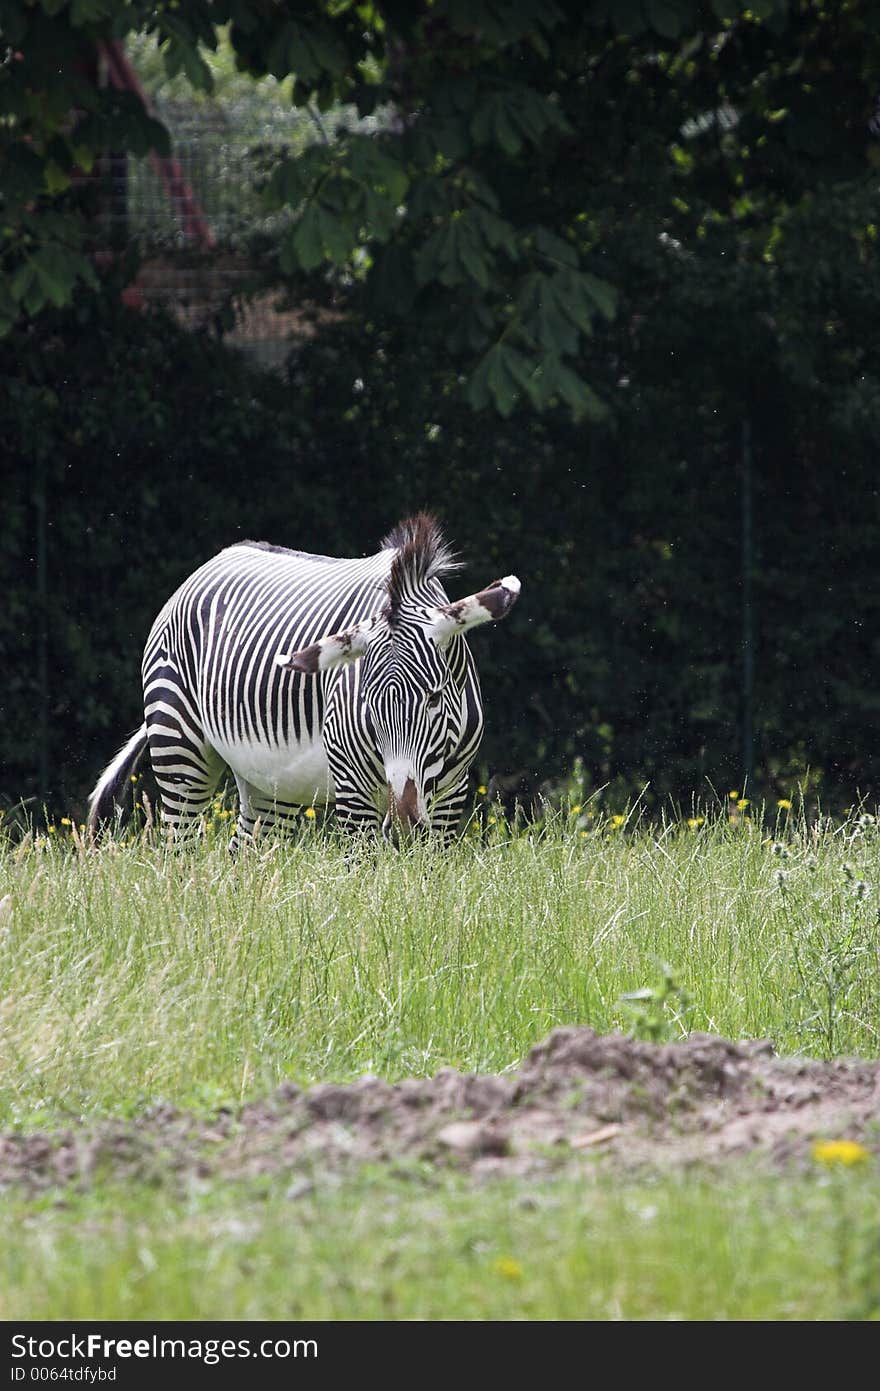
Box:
[89,516,519,845]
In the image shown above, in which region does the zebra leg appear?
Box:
[146,740,222,834]
[231,776,304,851]
[430,774,471,845]
[331,772,383,839]
[145,705,224,840]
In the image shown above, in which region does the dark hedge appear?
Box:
[2,272,879,823]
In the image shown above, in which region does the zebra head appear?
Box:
[276,515,520,834]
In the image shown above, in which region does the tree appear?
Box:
[4,0,880,421]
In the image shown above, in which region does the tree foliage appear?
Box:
[6,1,880,415]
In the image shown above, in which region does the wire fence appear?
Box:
[95,95,380,369]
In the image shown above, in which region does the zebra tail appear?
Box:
[87,723,149,836]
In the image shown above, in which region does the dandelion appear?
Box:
[47,825,56,834]
[770,842,790,859]
[130,775,138,783]
[476,785,487,795]
[492,1256,523,1281]
[304,807,317,820]
[737,798,750,810]
[728,789,739,801]
[60,817,72,827]
[610,814,626,828]
[570,804,582,815]
[777,798,792,810]
[687,817,704,829]
[812,1139,870,1168]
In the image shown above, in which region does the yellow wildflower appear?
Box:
[304,807,317,820]
[737,798,749,810]
[477,785,487,795]
[130,774,138,783]
[728,789,739,801]
[687,816,704,828]
[492,1257,523,1281]
[777,798,792,809]
[570,804,582,815]
[60,817,72,826]
[610,814,626,828]
[812,1139,869,1168]
[47,825,56,834]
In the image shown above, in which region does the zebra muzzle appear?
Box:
[387,777,425,830]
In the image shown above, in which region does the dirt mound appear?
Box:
[2,1030,878,1193]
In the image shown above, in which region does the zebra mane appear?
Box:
[381,513,460,620]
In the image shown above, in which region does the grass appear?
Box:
[1,804,878,1320]
[1,806,878,1124]
[2,1164,879,1320]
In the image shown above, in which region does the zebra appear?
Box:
[88,513,520,845]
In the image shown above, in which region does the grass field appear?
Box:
[1,803,878,1319]
[3,1165,879,1321]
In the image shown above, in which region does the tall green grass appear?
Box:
[1,806,877,1125]
[3,1164,879,1320]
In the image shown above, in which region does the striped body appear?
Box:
[89,517,519,844]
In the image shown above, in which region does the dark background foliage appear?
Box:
[3,238,879,820]
[2,1,880,820]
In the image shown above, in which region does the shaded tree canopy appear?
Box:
[4,1,880,417]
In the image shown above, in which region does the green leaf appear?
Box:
[472,208,519,258]
[291,206,324,271]
[539,354,607,420]
[317,205,356,262]
[266,158,304,209]
[446,297,495,353]
[306,27,349,77]
[517,271,577,354]
[466,342,528,417]
[10,262,36,305]
[32,245,76,307]
[492,102,523,156]
[428,117,470,162]
[43,163,71,195]
[70,0,110,23]
[580,272,618,321]
[533,227,578,269]
[457,227,491,289]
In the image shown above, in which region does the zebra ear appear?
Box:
[276,615,385,675]
[426,575,521,646]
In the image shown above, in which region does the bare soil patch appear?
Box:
[2,1030,878,1194]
